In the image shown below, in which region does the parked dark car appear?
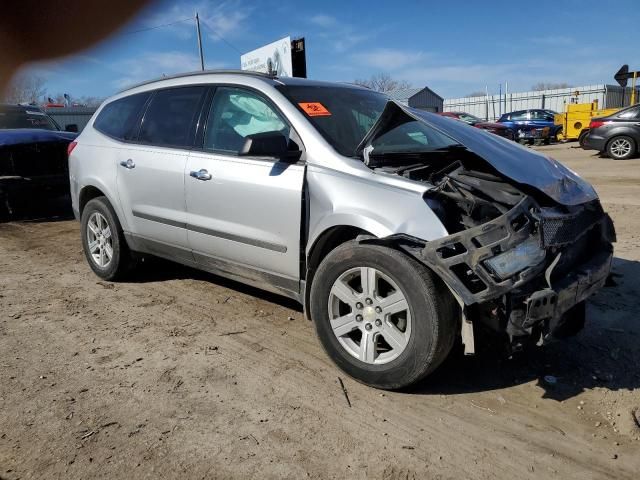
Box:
[582,104,640,160]
[497,109,559,144]
[0,104,77,218]
[438,111,515,140]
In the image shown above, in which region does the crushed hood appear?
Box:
[0,129,77,147]
[356,101,597,206]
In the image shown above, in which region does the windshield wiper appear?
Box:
[433,143,466,151]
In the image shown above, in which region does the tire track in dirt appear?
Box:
[1,206,639,479]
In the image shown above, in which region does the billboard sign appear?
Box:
[241,37,292,77]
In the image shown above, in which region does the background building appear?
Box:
[387,87,444,113]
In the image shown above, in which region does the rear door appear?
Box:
[116,86,206,260]
[185,86,305,294]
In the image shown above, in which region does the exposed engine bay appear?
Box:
[364,147,615,350]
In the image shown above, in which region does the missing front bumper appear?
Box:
[362,197,615,340]
[507,247,612,339]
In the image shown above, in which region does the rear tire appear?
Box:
[310,241,457,390]
[578,130,589,149]
[81,196,134,281]
[606,135,636,160]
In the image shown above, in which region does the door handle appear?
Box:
[119,159,135,169]
[190,169,212,181]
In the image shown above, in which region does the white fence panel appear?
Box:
[444,84,639,121]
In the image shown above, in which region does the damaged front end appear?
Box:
[358,102,616,351]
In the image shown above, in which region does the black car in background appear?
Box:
[0,104,77,219]
[583,104,640,160]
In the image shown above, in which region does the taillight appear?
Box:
[589,120,606,129]
[67,141,78,156]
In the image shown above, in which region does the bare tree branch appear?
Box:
[3,74,47,104]
[354,73,412,93]
[531,82,571,91]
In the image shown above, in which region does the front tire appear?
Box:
[607,135,636,160]
[81,196,133,281]
[310,241,457,390]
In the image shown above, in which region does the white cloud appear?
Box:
[111,51,227,90]
[353,48,426,70]
[143,1,251,44]
[310,14,338,28]
[201,9,249,43]
[308,13,369,53]
[530,35,575,46]
[388,58,617,98]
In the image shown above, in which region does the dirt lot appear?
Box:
[1,143,639,479]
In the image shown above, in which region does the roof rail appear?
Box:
[118,69,277,93]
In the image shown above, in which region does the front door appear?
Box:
[185,86,305,295]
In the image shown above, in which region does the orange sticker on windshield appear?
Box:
[298,102,331,116]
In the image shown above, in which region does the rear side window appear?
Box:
[94,92,150,140]
[139,86,206,148]
[617,107,640,120]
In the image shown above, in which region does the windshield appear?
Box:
[456,113,481,124]
[0,108,59,130]
[276,84,458,157]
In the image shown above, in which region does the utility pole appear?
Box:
[195,12,205,71]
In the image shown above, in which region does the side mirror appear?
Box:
[65,124,78,132]
[239,132,301,161]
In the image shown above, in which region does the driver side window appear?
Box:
[204,87,289,154]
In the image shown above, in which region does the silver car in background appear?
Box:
[68,71,615,389]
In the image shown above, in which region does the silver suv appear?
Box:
[69,71,615,389]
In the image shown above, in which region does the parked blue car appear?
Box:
[497,109,561,144]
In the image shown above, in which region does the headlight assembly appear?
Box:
[484,236,546,280]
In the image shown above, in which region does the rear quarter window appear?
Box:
[94,92,151,141]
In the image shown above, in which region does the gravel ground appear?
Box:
[1,143,639,479]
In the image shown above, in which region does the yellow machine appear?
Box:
[554,98,619,143]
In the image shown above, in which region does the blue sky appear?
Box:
[24,0,639,100]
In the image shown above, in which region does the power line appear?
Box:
[123,17,194,35]
[199,21,243,54]
[120,14,244,59]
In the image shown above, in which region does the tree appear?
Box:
[3,74,104,107]
[531,82,571,91]
[3,74,47,104]
[76,96,105,107]
[354,73,411,93]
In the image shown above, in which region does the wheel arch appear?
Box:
[78,179,129,231]
[303,224,374,320]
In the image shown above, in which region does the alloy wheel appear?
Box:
[328,267,412,365]
[86,212,113,268]
[610,138,632,158]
